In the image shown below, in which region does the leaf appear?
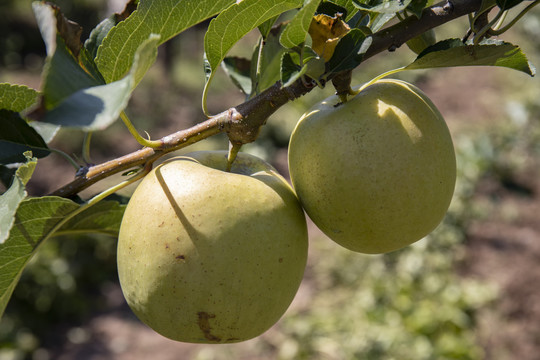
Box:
[96,0,236,83]
[39,79,132,131]
[346,9,371,28]
[406,0,429,18]
[496,0,524,10]
[252,24,289,94]
[369,11,395,31]
[325,27,371,74]
[280,0,322,49]
[33,1,83,57]
[258,16,280,39]
[353,0,413,13]
[55,200,126,237]
[405,39,536,76]
[281,52,303,86]
[0,197,125,319]
[222,57,252,95]
[308,13,351,61]
[0,153,36,245]
[0,110,50,164]
[0,167,17,189]
[322,0,358,20]
[32,2,103,110]
[27,122,60,144]
[15,153,37,186]
[40,38,103,109]
[86,16,117,60]
[131,34,161,88]
[0,84,38,112]
[204,0,302,93]
[280,47,324,86]
[84,0,138,59]
[39,34,160,131]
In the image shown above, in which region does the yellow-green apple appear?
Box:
[288,79,456,254]
[117,151,308,343]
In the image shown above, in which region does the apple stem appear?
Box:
[227,142,242,172]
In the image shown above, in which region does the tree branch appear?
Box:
[50,0,483,199]
[365,0,483,59]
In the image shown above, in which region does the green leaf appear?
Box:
[0,197,77,318]
[204,0,302,108]
[40,34,160,131]
[252,24,289,94]
[85,0,138,59]
[39,79,132,131]
[406,0,429,18]
[280,0,322,49]
[222,57,253,95]
[258,16,281,39]
[28,122,60,144]
[0,111,50,164]
[96,0,236,83]
[0,197,125,319]
[41,38,102,109]
[32,2,103,110]
[15,153,37,186]
[326,28,371,74]
[353,0,413,13]
[0,178,26,244]
[405,39,536,76]
[205,0,301,72]
[131,34,161,88]
[0,84,38,112]
[55,200,126,237]
[322,0,358,20]
[0,153,37,244]
[369,11,395,31]
[86,16,117,59]
[280,47,324,86]
[0,166,17,189]
[281,52,303,86]
[496,0,524,10]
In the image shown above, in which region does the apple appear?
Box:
[288,79,456,254]
[117,151,308,343]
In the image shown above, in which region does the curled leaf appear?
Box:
[308,13,350,62]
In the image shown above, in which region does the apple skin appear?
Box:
[117,151,308,343]
[288,79,456,254]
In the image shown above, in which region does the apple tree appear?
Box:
[0,0,538,351]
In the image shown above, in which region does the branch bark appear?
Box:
[51,0,483,198]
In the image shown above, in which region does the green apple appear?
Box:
[117,151,308,343]
[288,79,456,254]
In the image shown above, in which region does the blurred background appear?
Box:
[1,1,540,359]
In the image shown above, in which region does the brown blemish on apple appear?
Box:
[278,257,283,263]
[197,312,221,342]
[175,254,185,261]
